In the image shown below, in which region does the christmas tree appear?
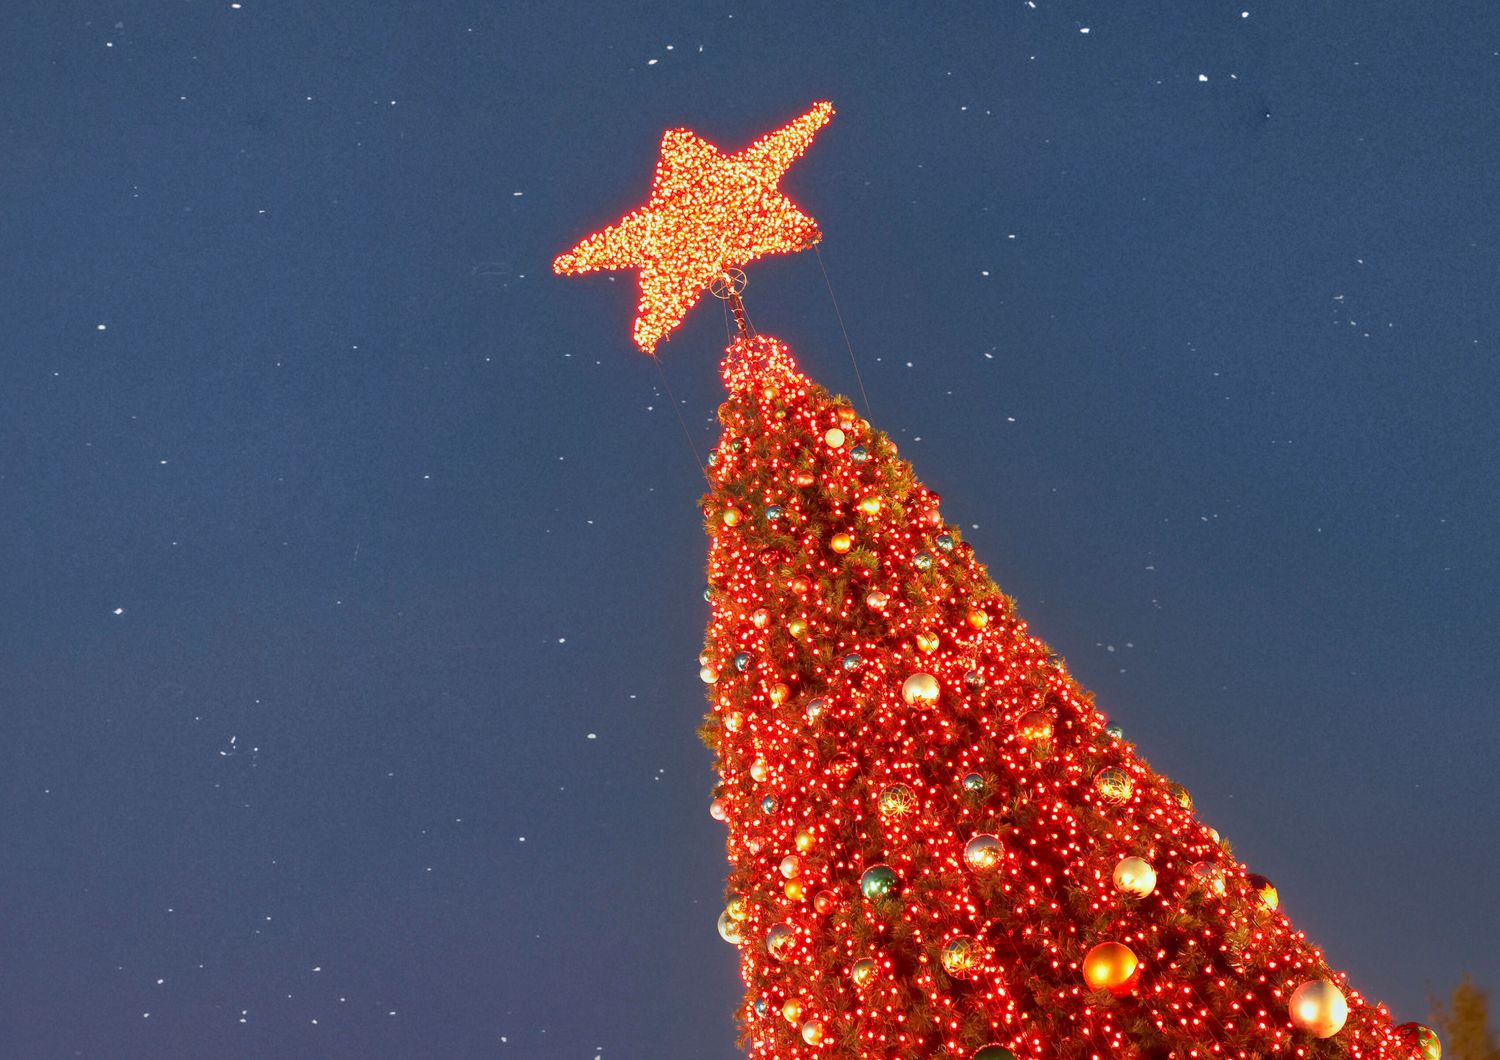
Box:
[556,102,1434,1060]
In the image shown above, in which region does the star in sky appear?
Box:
[553,101,834,354]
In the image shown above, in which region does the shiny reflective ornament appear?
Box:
[783,878,805,900]
[703,586,712,602]
[877,783,917,818]
[964,668,985,689]
[1094,767,1134,804]
[850,957,877,989]
[779,855,800,879]
[765,922,796,961]
[781,998,803,1023]
[1394,1022,1441,1060]
[923,508,944,527]
[717,910,742,944]
[962,772,986,792]
[800,1019,825,1045]
[765,504,784,522]
[829,753,857,780]
[1288,979,1348,1038]
[804,697,827,722]
[769,682,790,706]
[794,470,815,487]
[733,651,752,672]
[1191,861,1227,896]
[963,834,1004,871]
[1112,856,1157,898]
[721,507,741,527]
[1167,782,1193,811]
[915,631,940,653]
[751,607,770,628]
[850,444,868,463]
[837,406,856,426]
[824,427,846,448]
[973,1047,1018,1060]
[750,757,769,782]
[913,550,934,571]
[1247,873,1279,910]
[1083,941,1140,996]
[709,798,727,821]
[813,890,836,915]
[842,653,863,671]
[788,617,808,637]
[830,532,853,554]
[723,710,743,733]
[761,795,778,813]
[790,575,811,595]
[859,863,899,900]
[935,532,955,551]
[746,836,764,855]
[753,998,768,1017]
[901,672,940,706]
[1017,710,1053,742]
[1105,723,1124,740]
[941,935,983,978]
[794,828,815,852]
[858,495,881,515]
[700,666,719,684]
[725,894,748,921]
[865,590,889,610]
[967,608,988,629]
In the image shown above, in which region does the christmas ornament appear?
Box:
[1016,709,1053,742]
[760,795,777,813]
[973,1047,1017,1060]
[1288,979,1348,1038]
[813,890,836,915]
[1167,782,1193,811]
[850,957,877,989]
[830,531,854,554]
[721,506,741,527]
[733,651,752,672]
[913,550,934,570]
[878,783,917,818]
[805,697,827,722]
[1083,941,1140,996]
[787,617,808,637]
[723,710,743,733]
[1112,856,1157,898]
[1247,873,1279,911]
[1094,767,1133,804]
[963,833,1004,871]
[1394,1022,1441,1059]
[779,855,800,878]
[941,935,983,978]
[781,998,803,1023]
[717,911,742,944]
[860,864,899,900]
[849,444,868,462]
[967,608,988,629]
[709,798,727,821]
[784,878,805,900]
[1105,723,1124,740]
[700,666,719,684]
[765,504,784,521]
[901,672,940,706]
[769,682,790,705]
[858,495,882,515]
[964,668,985,689]
[828,752,857,780]
[750,757,769,782]
[824,427,846,448]
[962,772,985,792]
[935,533,955,551]
[841,653,863,671]
[794,828,815,852]
[725,894,747,920]
[751,607,770,627]
[1191,861,1227,896]
[915,631,940,653]
[765,923,796,961]
[800,1019,825,1044]
[553,100,834,353]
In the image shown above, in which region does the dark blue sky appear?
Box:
[2,2,1497,1057]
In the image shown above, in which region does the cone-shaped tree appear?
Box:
[699,333,1415,1059]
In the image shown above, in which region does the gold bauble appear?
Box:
[794,828,815,852]
[717,910,742,944]
[781,998,803,1023]
[963,833,1005,872]
[830,532,854,554]
[751,607,770,629]
[901,672,940,706]
[779,855,800,879]
[769,683,790,706]
[941,935,983,978]
[1017,710,1053,742]
[967,608,989,629]
[721,507,741,526]
[765,922,796,960]
[723,711,743,733]
[1167,782,1193,811]
[1247,873,1279,911]
[877,783,917,818]
[1094,767,1134,805]
[865,590,889,609]
[1289,979,1348,1038]
[850,957,877,988]
[750,758,769,782]
[725,894,748,921]
[1082,941,1140,995]
[858,495,882,515]
[837,406,856,427]
[787,617,808,637]
[699,666,719,684]
[916,631,940,653]
[794,470,816,487]
[784,878,805,900]
[1112,856,1157,898]
[824,427,846,448]
[800,1019,825,1045]
[1191,861,1227,896]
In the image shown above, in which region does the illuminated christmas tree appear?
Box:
[555,102,1432,1060]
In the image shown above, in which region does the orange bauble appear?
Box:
[1083,941,1140,996]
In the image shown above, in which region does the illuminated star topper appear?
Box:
[553,101,835,354]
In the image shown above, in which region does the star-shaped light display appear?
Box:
[553,101,835,354]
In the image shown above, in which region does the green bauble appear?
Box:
[974,1048,1017,1060]
[859,863,899,900]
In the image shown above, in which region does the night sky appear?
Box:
[3,2,1498,1057]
